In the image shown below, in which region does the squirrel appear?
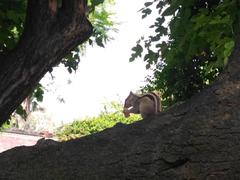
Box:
[123,91,162,119]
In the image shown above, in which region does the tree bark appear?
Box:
[0,0,93,125]
[0,35,239,180]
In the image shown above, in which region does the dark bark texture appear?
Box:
[0,0,93,125]
[0,37,239,180]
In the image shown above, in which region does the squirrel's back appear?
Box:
[138,92,161,118]
[140,92,162,113]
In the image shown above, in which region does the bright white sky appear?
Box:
[40,0,156,126]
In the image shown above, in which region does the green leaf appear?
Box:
[144,49,158,64]
[16,105,27,119]
[130,44,143,62]
[88,39,93,45]
[96,37,105,47]
[155,26,168,35]
[91,0,104,6]
[132,44,143,55]
[156,1,166,9]
[142,8,152,18]
[150,35,160,42]
[223,40,234,60]
[144,2,153,7]
[146,63,151,69]
[224,40,234,50]
[162,6,177,16]
[156,17,165,25]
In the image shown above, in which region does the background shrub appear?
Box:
[56,101,140,141]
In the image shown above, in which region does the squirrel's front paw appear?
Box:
[123,108,130,117]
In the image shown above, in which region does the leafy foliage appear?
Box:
[0,0,26,52]
[62,0,116,72]
[15,105,28,120]
[56,101,140,141]
[131,0,240,108]
[88,0,116,48]
[0,120,10,131]
[30,83,45,111]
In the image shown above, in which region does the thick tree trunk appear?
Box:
[0,0,93,125]
[0,38,239,179]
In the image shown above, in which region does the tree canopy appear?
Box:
[0,0,115,124]
[0,0,115,55]
[131,0,240,108]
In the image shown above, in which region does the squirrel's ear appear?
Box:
[130,91,133,95]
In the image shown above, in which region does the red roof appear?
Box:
[0,129,55,153]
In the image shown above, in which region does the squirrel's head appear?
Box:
[124,91,139,109]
